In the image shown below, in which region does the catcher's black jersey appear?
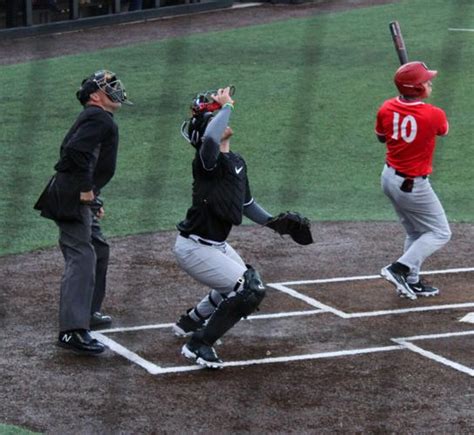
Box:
[177,150,252,242]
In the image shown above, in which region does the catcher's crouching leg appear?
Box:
[192,266,266,347]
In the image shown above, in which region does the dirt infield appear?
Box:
[2,222,474,433]
[2,1,473,433]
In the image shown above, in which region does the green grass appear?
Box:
[0,424,39,435]
[1,0,473,255]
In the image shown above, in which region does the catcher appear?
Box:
[173,86,313,368]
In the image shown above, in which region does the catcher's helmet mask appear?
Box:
[180,112,214,149]
[76,70,132,106]
[180,86,235,148]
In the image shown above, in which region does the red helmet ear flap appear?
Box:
[397,83,426,98]
[394,61,436,97]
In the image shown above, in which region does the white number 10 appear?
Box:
[392,112,417,143]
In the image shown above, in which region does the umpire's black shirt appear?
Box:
[54,105,119,193]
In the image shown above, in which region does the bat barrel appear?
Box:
[389,21,408,65]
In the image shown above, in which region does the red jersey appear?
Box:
[375,97,448,176]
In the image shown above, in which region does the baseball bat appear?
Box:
[389,21,408,65]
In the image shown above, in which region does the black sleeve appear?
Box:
[199,106,232,170]
[65,115,110,191]
[65,148,96,191]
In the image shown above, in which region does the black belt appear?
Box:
[386,163,427,179]
[179,232,214,246]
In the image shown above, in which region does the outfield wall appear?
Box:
[0,0,233,37]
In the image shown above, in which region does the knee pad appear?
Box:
[196,268,266,345]
[208,266,266,321]
[237,266,266,317]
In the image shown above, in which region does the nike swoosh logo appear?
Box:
[235,166,243,174]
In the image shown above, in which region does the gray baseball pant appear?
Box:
[174,234,247,319]
[56,206,110,331]
[381,164,451,283]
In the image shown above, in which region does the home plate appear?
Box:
[460,312,474,323]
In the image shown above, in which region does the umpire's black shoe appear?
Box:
[90,312,112,328]
[380,263,417,300]
[172,310,205,337]
[182,338,223,369]
[408,280,440,297]
[57,329,105,355]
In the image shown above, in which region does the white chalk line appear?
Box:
[394,340,474,377]
[448,28,474,32]
[97,309,326,334]
[347,303,474,318]
[391,331,474,377]
[95,328,474,377]
[392,330,474,342]
[270,266,474,286]
[269,267,474,319]
[97,303,474,335]
[96,267,474,376]
[268,283,349,318]
[268,286,474,319]
[152,345,403,375]
[91,332,162,375]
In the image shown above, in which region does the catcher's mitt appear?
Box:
[266,211,313,245]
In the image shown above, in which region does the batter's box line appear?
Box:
[268,266,474,319]
[270,266,474,287]
[391,330,474,377]
[90,330,403,376]
[95,309,327,335]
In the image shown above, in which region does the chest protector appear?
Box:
[193,152,247,226]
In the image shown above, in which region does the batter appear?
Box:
[376,61,451,300]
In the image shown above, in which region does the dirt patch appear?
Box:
[1,221,474,433]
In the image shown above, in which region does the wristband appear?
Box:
[223,102,234,111]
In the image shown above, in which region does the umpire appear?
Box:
[34,70,131,354]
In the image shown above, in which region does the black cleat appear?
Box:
[90,312,112,328]
[408,280,439,297]
[172,311,204,337]
[181,340,223,369]
[57,329,105,355]
[380,264,417,300]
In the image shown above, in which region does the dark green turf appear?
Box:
[0,424,40,435]
[1,0,473,255]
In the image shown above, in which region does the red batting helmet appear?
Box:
[394,61,437,97]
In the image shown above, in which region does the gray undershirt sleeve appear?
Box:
[199,106,232,170]
[244,200,273,225]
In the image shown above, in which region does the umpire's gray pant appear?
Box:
[381,164,451,283]
[56,206,110,332]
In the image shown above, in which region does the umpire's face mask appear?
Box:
[95,70,133,106]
